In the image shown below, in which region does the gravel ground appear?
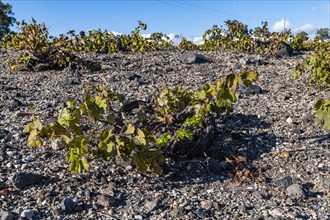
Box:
[0,48,329,220]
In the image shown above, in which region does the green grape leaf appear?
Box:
[176,129,193,140]
[183,115,203,128]
[57,108,71,127]
[66,100,75,109]
[156,133,171,148]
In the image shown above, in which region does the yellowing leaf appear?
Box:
[136,128,146,145]
[166,114,174,122]
[33,119,42,131]
[247,71,257,81]
[95,95,107,112]
[124,124,135,135]
[81,157,89,171]
[23,123,34,133]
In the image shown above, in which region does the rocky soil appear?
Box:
[0,48,329,220]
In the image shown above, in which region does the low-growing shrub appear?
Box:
[1,19,100,71]
[24,70,257,174]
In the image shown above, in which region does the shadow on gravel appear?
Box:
[165,113,278,184]
[214,113,275,161]
[298,134,330,143]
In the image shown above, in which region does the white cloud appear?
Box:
[190,36,204,45]
[167,33,181,45]
[294,24,317,35]
[166,34,205,46]
[271,19,291,32]
[141,34,151,38]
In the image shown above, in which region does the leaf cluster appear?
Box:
[290,31,311,51]
[24,70,257,174]
[293,42,330,88]
[181,20,314,55]
[1,19,100,71]
[1,19,175,71]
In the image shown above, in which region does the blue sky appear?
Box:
[3,0,330,43]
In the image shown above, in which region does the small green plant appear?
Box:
[24,70,257,174]
[0,18,49,52]
[1,19,100,71]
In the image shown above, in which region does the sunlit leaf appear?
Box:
[124,124,135,135]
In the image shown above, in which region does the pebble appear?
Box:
[84,189,91,197]
[134,215,143,220]
[286,117,293,124]
[145,199,158,212]
[275,175,293,189]
[20,209,34,218]
[252,191,268,200]
[51,139,64,150]
[9,99,19,109]
[239,58,249,65]
[124,72,140,80]
[269,208,283,217]
[11,172,43,189]
[6,162,12,169]
[170,206,185,218]
[61,198,75,213]
[97,194,116,207]
[285,184,306,198]
[233,62,242,69]
[239,84,262,95]
[212,202,221,210]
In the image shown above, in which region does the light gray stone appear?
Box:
[286,184,306,198]
[20,209,34,218]
[180,53,210,64]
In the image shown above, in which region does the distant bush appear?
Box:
[0,19,175,71]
